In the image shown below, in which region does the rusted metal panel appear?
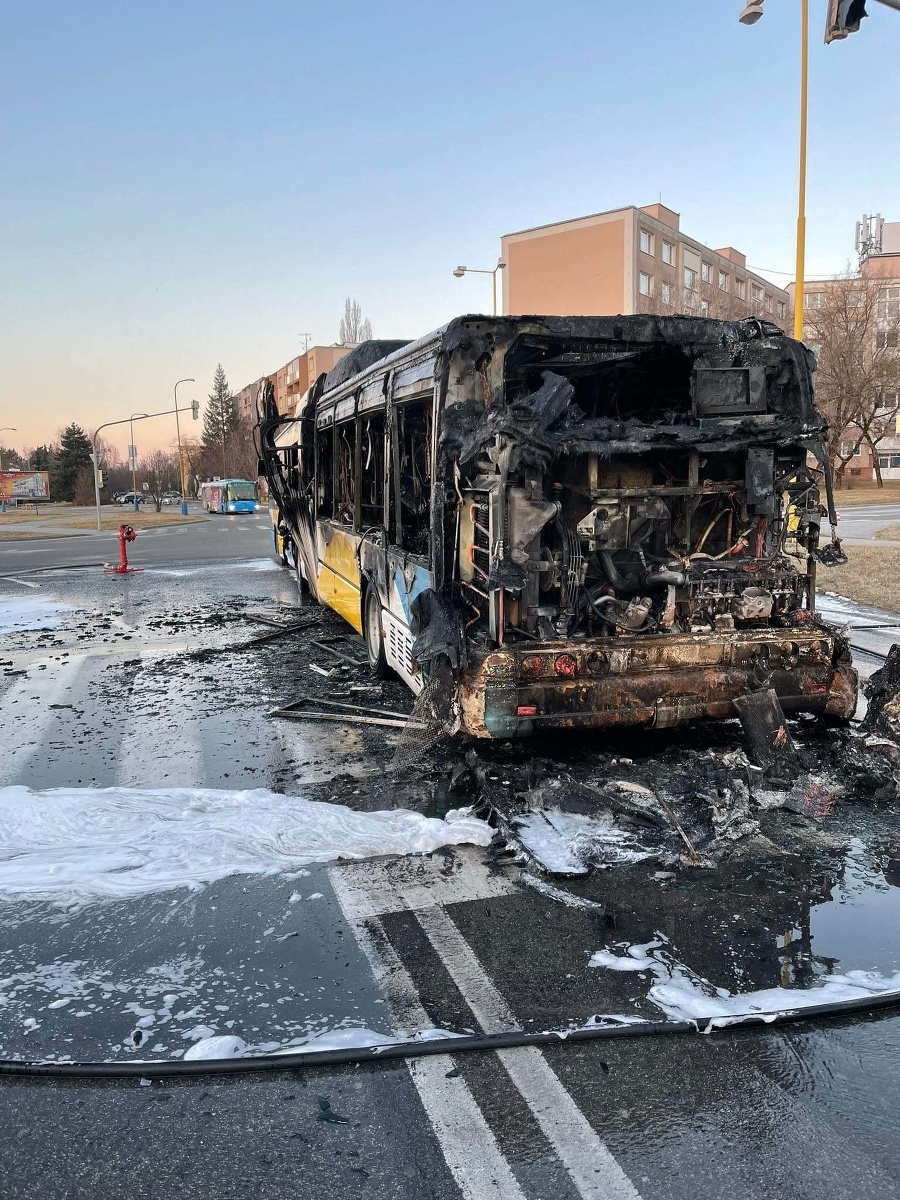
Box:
[458,629,857,738]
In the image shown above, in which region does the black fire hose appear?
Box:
[3,988,900,1079]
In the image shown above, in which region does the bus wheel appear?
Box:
[364,588,387,678]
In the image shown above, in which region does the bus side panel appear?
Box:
[315,522,363,633]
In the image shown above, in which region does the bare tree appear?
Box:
[229,415,262,482]
[338,297,373,343]
[140,450,180,512]
[179,437,205,498]
[637,273,784,325]
[805,270,900,487]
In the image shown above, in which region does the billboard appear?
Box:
[0,472,50,501]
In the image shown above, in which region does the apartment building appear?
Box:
[501,203,790,324]
[233,345,355,423]
[233,378,267,424]
[792,218,900,327]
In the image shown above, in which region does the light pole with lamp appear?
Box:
[739,0,809,340]
[173,378,195,515]
[128,413,148,511]
[0,428,16,473]
[452,259,507,316]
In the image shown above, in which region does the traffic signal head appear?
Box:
[825,0,867,43]
[191,400,200,420]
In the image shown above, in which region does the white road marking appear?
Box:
[329,866,527,1199]
[333,849,515,919]
[1,577,40,588]
[116,653,203,787]
[0,656,87,785]
[412,905,642,1200]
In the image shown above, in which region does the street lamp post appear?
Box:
[452,259,507,316]
[173,378,195,516]
[129,413,148,511]
[0,428,16,473]
[739,0,809,341]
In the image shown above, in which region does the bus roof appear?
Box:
[314,313,810,412]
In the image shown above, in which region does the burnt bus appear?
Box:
[257,314,857,738]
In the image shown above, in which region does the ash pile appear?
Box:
[461,658,900,878]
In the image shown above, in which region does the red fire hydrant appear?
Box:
[104,524,143,574]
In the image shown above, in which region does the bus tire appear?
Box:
[364,587,387,678]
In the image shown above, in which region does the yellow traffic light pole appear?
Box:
[743,0,899,340]
[794,0,809,341]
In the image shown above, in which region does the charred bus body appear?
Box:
[257,315,857,738]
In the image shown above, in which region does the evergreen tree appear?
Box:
[49,425,92,501]
[202,364,238,475]
[29,445,55,471]
[0,445,25,471]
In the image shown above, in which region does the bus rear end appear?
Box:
[428,316,856,738]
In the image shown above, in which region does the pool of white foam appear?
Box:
[0,785,494,907]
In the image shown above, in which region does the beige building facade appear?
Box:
[234,345,355,423]
[502,203,790,325]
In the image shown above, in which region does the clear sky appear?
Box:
[2,0,897,457]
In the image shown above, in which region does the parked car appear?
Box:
[117,492,149,506]
[160,491,183,505]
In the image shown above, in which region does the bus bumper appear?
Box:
[457,628,858,739]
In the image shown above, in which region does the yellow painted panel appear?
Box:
[317,528,362,633]
[324,568,363,633]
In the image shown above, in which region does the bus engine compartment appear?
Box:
[434,316,858,736]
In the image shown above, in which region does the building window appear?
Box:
[751,284,763,304]
[701,262,711,283]
[640,229,653,255]
[777,301,786,319]
[684,267,697,291]
[805,291,823,309]
[660,281,672,305]
[764,294,773,312]
[879,457,890,469]
[878,287,900,322]
[735,278,746,299]
[892,456,900,469]
[661,240,674,265]
[700,299,710,317]
[877,330,900,349]
[639,272,653,297]
[718,270,728,291]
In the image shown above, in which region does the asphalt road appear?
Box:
[3,522,900,1199]
[836,502,900,542]
[0,507,272,574]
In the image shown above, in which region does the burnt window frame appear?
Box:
[314,411,335,519]
[356,407,387,531]
[388,392,434,561]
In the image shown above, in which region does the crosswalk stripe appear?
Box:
[412,904,641,1200]
[0,656,87,786]
[329,866,528,1200]
[116,653,204,787]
